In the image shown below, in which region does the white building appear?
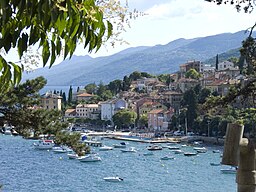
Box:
[217,61,237,71]
[76,104,100,119]
[100,99,127,122]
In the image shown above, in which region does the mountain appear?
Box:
[22,30,251,86]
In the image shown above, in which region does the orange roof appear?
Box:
[148,109,164,114]
[77,93,93,97]
[65,109,76,113]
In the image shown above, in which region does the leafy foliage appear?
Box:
[112,109,137,129]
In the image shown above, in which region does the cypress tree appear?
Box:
[62,92,67,105]
[68,86,73,104]
[215,54,219,71]
[77,86,80,93]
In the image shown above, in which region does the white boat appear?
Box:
[99,145,113,151]
[147,145,162,151]
[67,153,79,159]
[172,149,183,154]
[184,152,198,156]
[113,142,126,148]
[167,146,180,150]
[213,150,221,153]
[103,177,123,182]
[52,146,68,153]
[33,140,54,150]
[194,147,207,153]
[4,129,12,135]
[78,154,101,162]
[210,162,221,166]
[221,167,237,174]
[121,147,137,153]
[160,156,175,160]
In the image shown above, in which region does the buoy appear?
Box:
[59,157,63,160]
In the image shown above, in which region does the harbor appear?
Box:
[0,134,235,192]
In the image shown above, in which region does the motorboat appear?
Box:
[172,149,183,154]
[67,153,79,159]
[99,145,113,151]
[184,152,198,156]
[213,150,221,153]
[103,177,123,182]
[33,140,54,150]
[194,147,207,153]
[121,147,137,153]
[113,142,126,148]
[147,145,162,151]
[221,166,237,174]
[52,146,68,153]
[160,156,175,160]
[78,154,101,162]
[167,146,180,150]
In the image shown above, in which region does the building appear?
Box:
[75,104,100,119]
[41,92,62,110]
[176,78,200,93]
[162,91,183,111]
[217,61,236,71]
[179,60,203,73]
[65,109,76,118]
[100,99,127,122]
[148,109,173,132]
[77,93,93,102]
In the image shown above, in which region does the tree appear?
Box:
[215,54,219,70]
[112,109,137,129]
[0,0,140,93]
[108,79,123,95]
[85,83,97,94]
[68,85,73,104]
[122,75,131,91]
[138,114,148,128]
[185,69,201,79]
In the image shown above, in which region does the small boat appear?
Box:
[172,149,183,154]
[33,140,54,150]
[147,145,162,151]
[184,152,198,156]
[213,150,221,153]
[143,152,154,156]
[99,145,113,151]
[53,146,68,153]
[210,162,221,166]
[181,144,187,147]
[67,153,79,159]
[167,146,180,150]
[221,166,237,174]
[113,142,126,148]
[4,129,12,135]
[160,156,175,160]
[103,177,124,182]
[121,147,137,153]
[78,154,101,162]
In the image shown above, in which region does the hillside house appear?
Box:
[148,109,173,132]
[41,92,62,110]
[162,91,183,111]
[100,99,127,122]
[179,60,203,74]
[76,104,100,119]
[139,101,167,116]
[176,78,199,93]
[77,93,93,102]
[65,109,76,118]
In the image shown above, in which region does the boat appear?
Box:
[33,140,54,150]
[210,162,221,166]
[160,156,175,160]
[67,153,79,159]
[4,129,12,135]
[147,145,162,151]
[99,145,113,151]
[121,147,137,153]
[194,147,207,153]
[103,177,124,182]
[113,142,126,148]
[184,152,198,156]
[167,146,180,150]
[172,149,183,154]
[143,152,154,156]
[213,150,221,153]
[52,146,68,153]
[221,166,237,174]
[78,154,101,162]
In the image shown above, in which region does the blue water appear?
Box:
[0,135,236,192]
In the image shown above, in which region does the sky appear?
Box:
[4,0,256,66]
[81,0,256,58]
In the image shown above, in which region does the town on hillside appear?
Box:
[40,57,252,139]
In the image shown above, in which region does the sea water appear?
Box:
[0,135,236,192]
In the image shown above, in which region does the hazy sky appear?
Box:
[82,0,256,57]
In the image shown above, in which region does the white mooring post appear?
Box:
[222,123,256,192]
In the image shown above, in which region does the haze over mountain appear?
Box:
[23,30,250,86]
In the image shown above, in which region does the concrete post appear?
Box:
[236,138,256,192]
[221,123,256,192]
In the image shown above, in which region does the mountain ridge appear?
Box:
[23,30,250,86]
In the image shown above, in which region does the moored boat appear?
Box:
[121,147,137,153]
[184,152,198,156]
[52,146,68,153]
[67,153,79,159]
[160,156,175,160]
[33,139,54,150]
[147,145,162,151]
[113,142,126,148]
[210,162,221,166]
[221,166,237,174]
[99,145,113,151]
[103,177,124,182]
[78,154,101,162]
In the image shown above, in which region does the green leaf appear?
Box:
[50,41,56,67]
[42,41,50,66]
[107,21,113,40]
